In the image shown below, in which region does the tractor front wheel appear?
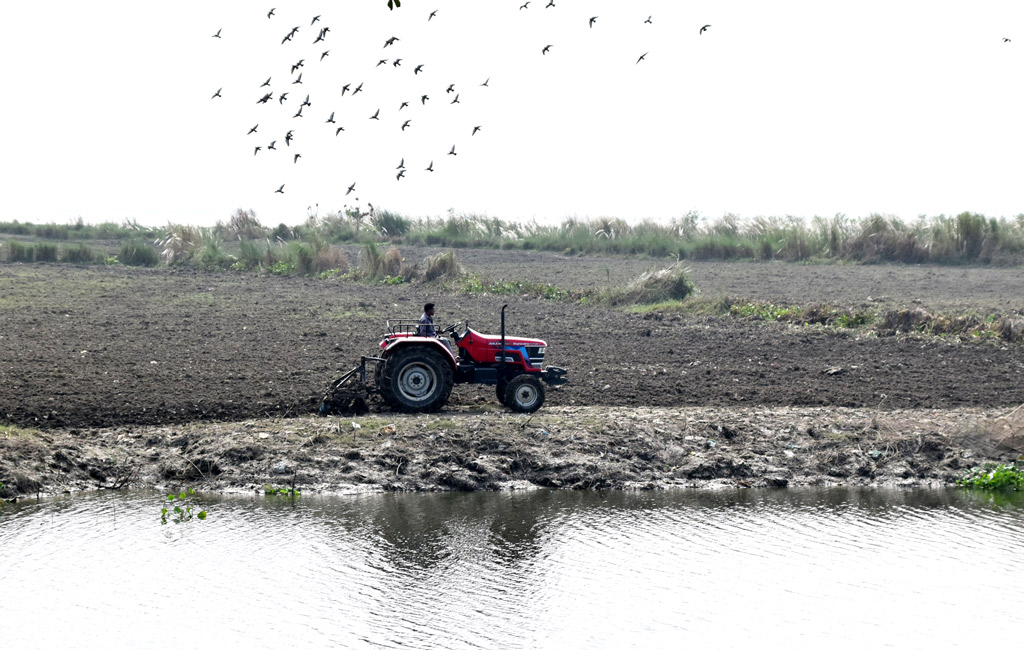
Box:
[504,374,545,413]
[380,347,453,413]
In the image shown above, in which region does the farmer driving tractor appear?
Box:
[417,303,436,337]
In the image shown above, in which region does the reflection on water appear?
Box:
[2,488,1022,650]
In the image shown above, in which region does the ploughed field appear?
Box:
[2,252,1023,430]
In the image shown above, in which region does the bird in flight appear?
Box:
[589,16,598,28]
[320,50,329,61]
[285,130,294,145]
[399,101,409,110]
[396,169,406,180]
[353,82,364,94]
[426,161,434,172]
[212,28,222,38]
[301,94,311,107]
[450,94,460,104]
[542,44,552,55]
[268,8,276,19]
[446,84,455,93]
[293,106,304,118]
[397,158,405,169]
[480,77,490,87]
[700,24,711,34]
[370,108,380,120]
[248,124,258,135]
[1004,37,1012,42]
[401,120,411,131]
[546,1,554,7]
[429,10,437,20]
[268,140,277,150]
[414,64,424,74]
[346,182,356,195]
[254,146,262,156]
[291,59,304,73]
[294,153,301,163]
[326,112,336,123]
[257,92,272,103]
[341,83,350,96]
[520,2,530,9]
[393,59,402,67]
[335,126,345,136]
[645,16,652,24]
[472,126,481,135]
[293,73,303,84]
[311,15,320,25]
[636,52,648,64]
[276,184,285,193]
[377,59,388,67]
[279,92,289,104]
[212,88,222,99]
[261,77,271,87]
[421,94,429,104]
[384,36,399,47]
[448,145,457,155]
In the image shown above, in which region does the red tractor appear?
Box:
[320,305,567,414]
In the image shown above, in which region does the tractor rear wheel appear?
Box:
[504,374,545,413]
[380,347,453,413]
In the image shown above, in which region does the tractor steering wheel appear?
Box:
[441,321,464,339]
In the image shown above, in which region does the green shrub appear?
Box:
[7,241,31,262]
[957,462,1024,491]
[62,243,96,264]
[119,240,160,267]
[34,243,58,262]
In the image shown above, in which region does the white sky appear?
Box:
[1,0,1021,228]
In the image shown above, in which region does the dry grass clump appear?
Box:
[314,245,350,273]
[359,243,404,281]
[157,224,204,264]
[424,250,463,281]
[224,208,265,240]
[605,264,695,306]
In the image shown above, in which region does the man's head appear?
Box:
[424,303,435,316]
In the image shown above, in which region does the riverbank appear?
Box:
[2,405,1021,498]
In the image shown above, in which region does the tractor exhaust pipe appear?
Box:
[500,304,508,370]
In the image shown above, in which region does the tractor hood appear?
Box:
[461,329,546,348]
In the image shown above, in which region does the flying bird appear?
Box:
[254,146,262,156]
[294,154,301,163]
[429,10,437,20]
[326,112,335,123]
[275,184,285,194]
[293,72,303,84]
[472,126,481,135]
[414,64,424,74]
[293,106,304,118]
[542,44,552,55]
[268,140,277,150]
[247,124,258,135]
[291,59,305,73]
[520,2,530,9]
[335,126,345,136]
[285,130,294,145]
[384,36,399,47]
[446,84,455,93]
[589,16,597,28]
[268,8,276,19]
[377,59,388,66]
[370,108,380,120]
[353,82,364,94]
[399,101,409,110]
[397,158,405,169]
[448,145,456,155]
[636,52,648,64]
[261,77,271,87]
[481,77,490,87]
[341,83,350,96]
[700,24,711,34]
[279,92,289,103]
[546,1,555,7]
[396,169,406,180]
[212,28,222,38]
[401,120,411,131]
[450,94,460,104]
[212,88,222,99]
[421,94,429,104]
[426,161,434,171]
[311,15,320,25]
[320,50,330,61]
[393,59,402,67]
[346,182,356,195]
[1004,37,1012,42]
[257,92,272,103]
[301,94,311,107]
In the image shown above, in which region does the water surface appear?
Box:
[2,488,1022,649]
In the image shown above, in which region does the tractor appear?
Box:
[319,305,567,415]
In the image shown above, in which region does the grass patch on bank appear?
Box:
[957,461,1024,491]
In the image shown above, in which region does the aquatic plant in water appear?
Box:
[160,488,207,523]
[957,461,1024,491]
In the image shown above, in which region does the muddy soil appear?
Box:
[1,253,1023,495]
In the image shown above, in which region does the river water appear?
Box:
[1,488,1022,649]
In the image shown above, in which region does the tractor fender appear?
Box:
[381,337,458,372]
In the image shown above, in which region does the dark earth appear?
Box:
[1,250,1023,496]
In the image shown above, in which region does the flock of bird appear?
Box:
[206,4,725,203]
